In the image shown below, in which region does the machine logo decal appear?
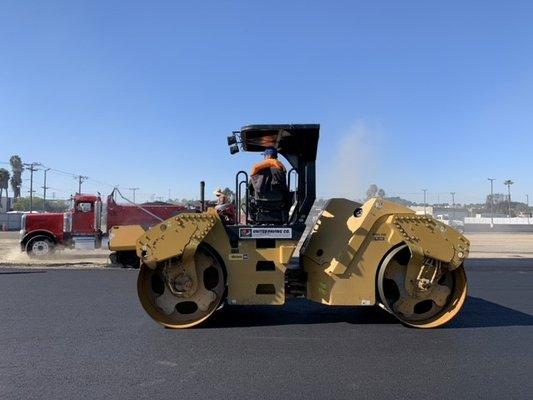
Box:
[239,227,292,239]
[228,253,249,261]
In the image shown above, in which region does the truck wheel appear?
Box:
[109,252,118,265]
[117,251,140,269]
[26,236,55,258]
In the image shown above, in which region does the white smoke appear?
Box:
[318,120,381,200]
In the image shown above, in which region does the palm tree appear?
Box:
[503,180,514,217]
[9,155,23,198]
[0,168,10,210]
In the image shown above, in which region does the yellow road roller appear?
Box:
[135,124,469,328]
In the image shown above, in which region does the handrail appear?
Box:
[288,168,298,192]
[235,171,249,225]
[239,180,249,224]
[287,168,299,223]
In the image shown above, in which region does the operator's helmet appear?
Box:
[262,147,278,158]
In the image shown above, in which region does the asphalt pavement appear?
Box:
[0,258,532,400]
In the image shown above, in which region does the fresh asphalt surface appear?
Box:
[1,259,532,400]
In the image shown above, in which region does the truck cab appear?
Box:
[68,194,102,236]
[20,194,102,257]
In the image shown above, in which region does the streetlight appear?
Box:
[488,178,495,227]
[503,180,514,217]
[527,194,530,225]
[422,189,427,214]
[42,168,51,212]
[450,192,456,221]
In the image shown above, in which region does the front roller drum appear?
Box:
[377,244,467,328]
[137,244,226,328]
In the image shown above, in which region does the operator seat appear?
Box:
[249,167,289,224]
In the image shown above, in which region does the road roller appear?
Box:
[135,124,469,328]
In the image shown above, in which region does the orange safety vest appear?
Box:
[250,158,286,176]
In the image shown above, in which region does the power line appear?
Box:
[86,177,116,188]
[49,168,77,177]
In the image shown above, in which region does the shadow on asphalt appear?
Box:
[447,296,533,329]
[466,257,533,270]
[203,296,533,329]
[0,270,47,275]
[205,298,396,328]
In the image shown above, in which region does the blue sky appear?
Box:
[1,1,532,204]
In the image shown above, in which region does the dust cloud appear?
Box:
[0,234,110,267]
[318,121,381,200]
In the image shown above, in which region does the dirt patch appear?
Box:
[0,234,111,267]
[466,233,533,258]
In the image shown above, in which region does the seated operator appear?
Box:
[251,147,286,177]
[249,147,287,198]
[213,188,230,210]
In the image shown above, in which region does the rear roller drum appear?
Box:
[377,244,467,328]
[137,245,226,328]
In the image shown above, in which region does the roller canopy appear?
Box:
[239,124,319,162]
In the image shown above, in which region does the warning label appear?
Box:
[239,227,292,239]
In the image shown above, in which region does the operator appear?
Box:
[213,188,230,209]
[250,147,286,176]
[248,147,288,200]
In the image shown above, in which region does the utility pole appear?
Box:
[422,189,427,214]
[503,180,514,217]
[76,175,88,194]
[128,187,139,203]
[450,192,456,221]
[488,178,495,228]
[23,162,41,212]
[42,168,51,212]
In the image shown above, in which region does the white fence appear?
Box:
[465,217,532,225]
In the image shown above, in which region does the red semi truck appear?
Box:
[20,190,189,261]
